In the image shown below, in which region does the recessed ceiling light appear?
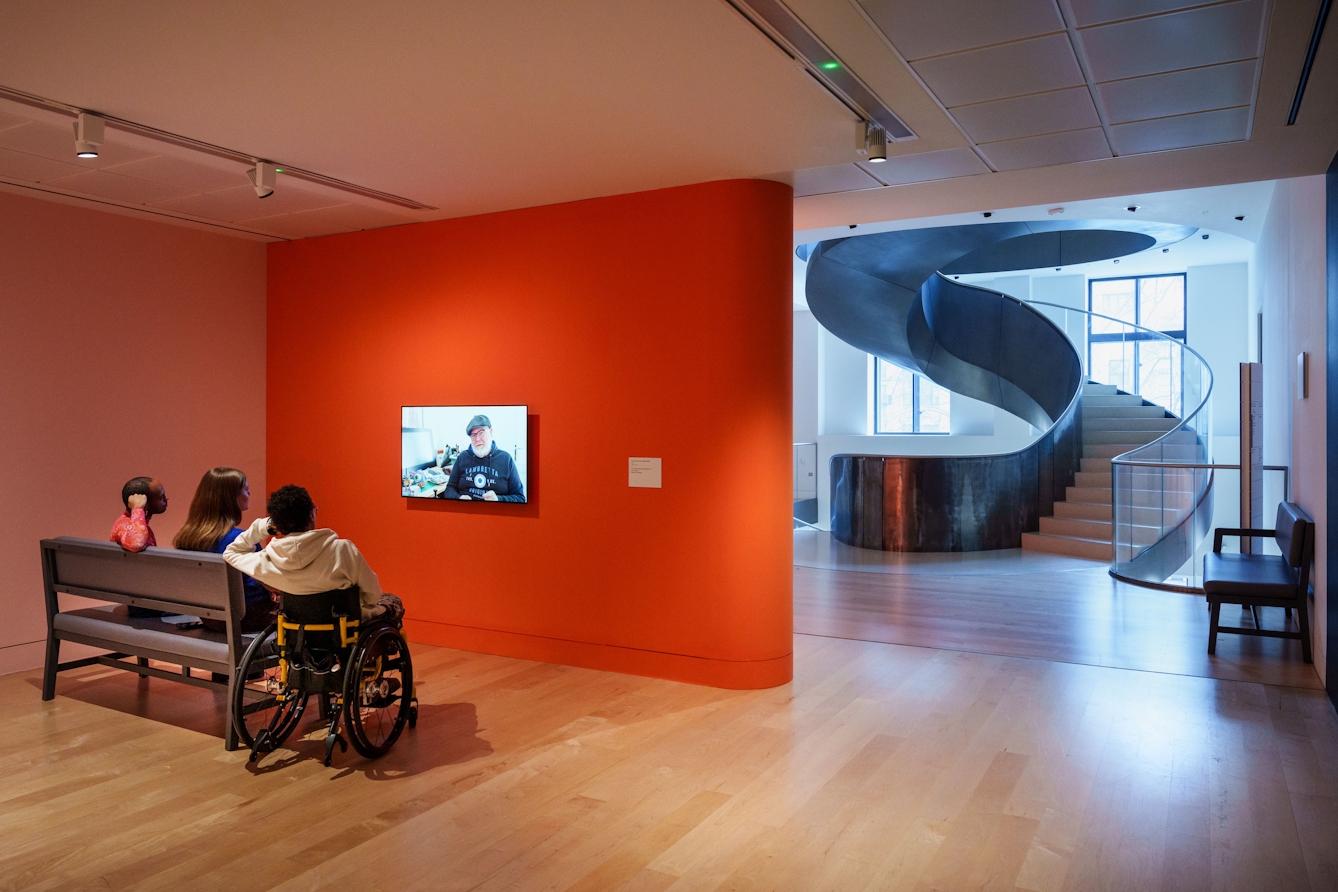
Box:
[1162,248,1169,253]
[1048,207,1063,215]
[983,211,993,218]
[1235,215,1245,221]
[1126,205,1140,212]
[1202,234,1210,239]
[1114,259,1120,264]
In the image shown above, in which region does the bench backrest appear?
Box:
[1275,502,1313,569]
[41,537,246,622]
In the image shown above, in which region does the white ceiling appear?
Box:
[792,180,1270,308]
[0,0,1332,240]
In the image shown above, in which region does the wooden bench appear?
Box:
[41,537,250,750]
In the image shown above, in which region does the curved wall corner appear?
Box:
[266,179,794,689]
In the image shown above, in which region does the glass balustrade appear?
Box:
[1028,301,1215,589]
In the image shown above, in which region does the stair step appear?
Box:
[1021,531,1113,560]
[1082,405,1171,419]
[1082,383,1119,395]
[1080,458,1112,473]
[1083,429,1180,445]
[1040,516,1112,540]
[1055,501,1112,521]
[1084,443,1200,459]
[1083,417,1180,432]
[1067,485,1112,505]
[1082,395,1146,407]
[1075,470,1112,487]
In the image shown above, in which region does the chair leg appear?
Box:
[1297,599,1313,664]
[41,634,60,701]
[1208,601,1221,655]
[1250,604,1262,629]
[224,672,239,752]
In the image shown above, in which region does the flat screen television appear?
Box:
[401,405,527,502]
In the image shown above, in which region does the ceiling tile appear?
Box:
[912,34,1085,107]
[860,147,990,184]
[0,121,155,168]
[1110,106,1249,154]
[1079,0,1264,82]
[149,183,345,222]
[1099,60,1255,123]
[42,169,193,205]
[1070,0,1227,27]
[0,145,89,183]
[859,0,1063,60]
[793,163,883,197]
[302,203,422,230]
[101,154,250,193]
[978,127,1111,170]
[952,87,1100,143]
[0,109,28,132]
[233,209,356,240]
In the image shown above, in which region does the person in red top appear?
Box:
[110,477,169,552]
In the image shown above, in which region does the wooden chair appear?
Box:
[1203,501,1313,663]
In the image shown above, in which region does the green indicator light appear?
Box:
[820,61,840,70]
[274,168,283,173]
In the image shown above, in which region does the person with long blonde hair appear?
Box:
[175,467,274,632]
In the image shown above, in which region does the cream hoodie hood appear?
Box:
[224,518,384,619]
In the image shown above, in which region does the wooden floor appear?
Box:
[5,627,1338,891]
[795,560,1324,690]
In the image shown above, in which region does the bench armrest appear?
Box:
[1213,527,1277,552]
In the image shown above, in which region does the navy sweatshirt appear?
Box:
[443,446,525,501]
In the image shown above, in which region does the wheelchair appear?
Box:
[231,587,417,766]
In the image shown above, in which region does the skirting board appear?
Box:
[402,618,793,690]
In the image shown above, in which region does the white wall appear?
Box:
[1187,263,1249,436]
[818,326,869,436]
[1255,175,1328,684]
[793,310,819,443]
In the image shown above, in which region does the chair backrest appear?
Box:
[279,587,361,625]
[1274,502,1313,568]
[41,537,245,621]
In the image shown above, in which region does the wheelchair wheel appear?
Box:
[343,624,414,759]
[232,623,309,750]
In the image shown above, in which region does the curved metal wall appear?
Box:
[808,219,1195,552]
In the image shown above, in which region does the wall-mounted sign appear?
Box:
[629,457,662,488]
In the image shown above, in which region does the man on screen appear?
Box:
[442,414,525,502]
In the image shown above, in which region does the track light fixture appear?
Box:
[866,125,887,162]
[247,161,278,198]
[856,121,887,162]
[73,112,104,158]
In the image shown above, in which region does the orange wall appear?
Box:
[0,190,267,674]
[267,179,793,687]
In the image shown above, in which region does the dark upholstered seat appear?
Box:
[1202,501,1313,663]
[1202,553,1298,598]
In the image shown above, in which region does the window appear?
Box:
[875,359,951,433]
[1088,274,1186,414]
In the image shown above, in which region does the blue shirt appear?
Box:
[214,527,268,604]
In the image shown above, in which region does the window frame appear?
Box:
[1087,272,1187,412]
[873,358,950,434]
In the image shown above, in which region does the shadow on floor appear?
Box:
[28,670,494,776]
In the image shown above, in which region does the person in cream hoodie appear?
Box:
[224,484,399,622]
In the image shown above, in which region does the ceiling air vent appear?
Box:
[726,0,915,141]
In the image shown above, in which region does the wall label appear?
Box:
[629,457,662,488]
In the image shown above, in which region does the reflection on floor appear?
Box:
[794,531,1323,690]
[7,633,1338,890]
[795,529,1106,576]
